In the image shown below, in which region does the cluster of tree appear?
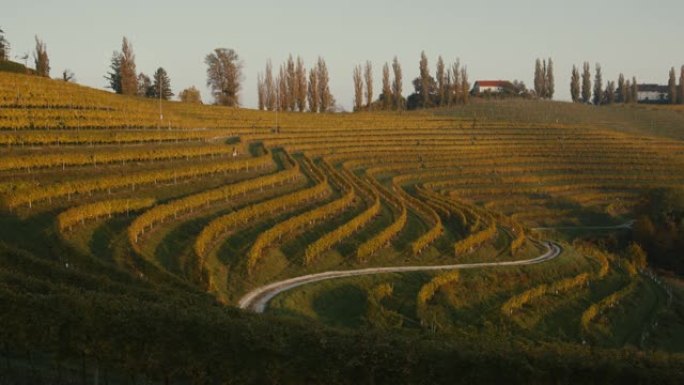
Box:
[351,57,406,111]
[570,62,638,105]
[256,55,334,113]
[631,188,684,275]
[667,66,684,105]
[533,58,554,99]
[403,52,470,110]
[0,27,9,61]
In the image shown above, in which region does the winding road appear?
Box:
[238,241,562,313]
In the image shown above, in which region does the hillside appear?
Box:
[2,72,684,384]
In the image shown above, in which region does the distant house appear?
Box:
[637,84,669,104]
[472,80,514,94]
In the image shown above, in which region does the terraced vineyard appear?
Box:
[3,72,684,383]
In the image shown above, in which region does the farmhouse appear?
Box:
[472,80,514,94]
[637,84,669,104]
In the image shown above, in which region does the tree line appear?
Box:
[570,62,638,105]
[256,55,334,113]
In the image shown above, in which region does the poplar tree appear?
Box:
[353,65,363,112]
[451,60,461,104]
[461,66,470,104]
[541,59,547,98]
[295,57,307,112]
[546,58,554,99]
[264,60,276,111]
[120,37,137,96]
[581,62,591,103]
[605,81,616,104]
[668,67,677,104]
[593,63,603,105]
[308,67,319,113]
[617,73,626,103]
[570,65,580,103]
[364,61,373,110]
[419,51,430,108]
[392,56,403,110]
[257,73,265,110]
[278,66,288,111]
[0,27,9,61]
[317,57,332,112]
[631,76,638,103]
[534,59,543,97]
[286,55,296,111]
[679,66,684,105]
[382,62,392,110]
[436,56,446,106]
[625,79,632,103]
[33,36,50,77]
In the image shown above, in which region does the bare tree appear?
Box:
[264,60,276,111]
[33,35,50,77]
[62,69,75,82]
[364,61,373,110]
[285,55,296,111]
[382,62,391,110]
[392,56,403,110]
[120,37,137,96]
[295,56,307,112]
[205,48,242,106]
[137,73,152,97]
[581,62,591,103]
[278,65,288,111]
[570,65,580,103]
[436,56,446,106]
[353,65,363,112]
[317,57,332,112]
[308,67,319,113]
[451,60,461,105]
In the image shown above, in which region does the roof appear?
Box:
[474,80,513,88]
[637,84,668,93]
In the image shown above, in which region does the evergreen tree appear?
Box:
[364,61,373,110]
[33,36,49,77]
[120,37,137,96]
[392,56,403,110]
[570,65,580,102]
[581,62,591,103]
[381,62,392,110]
[593,63,603,105]
[353,65,363,112]
[105,53,122,93]
[546,57,554,99]
[668,67,677,104]
[152,67,173,100]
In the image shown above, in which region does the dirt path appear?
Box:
[239,241,562,313]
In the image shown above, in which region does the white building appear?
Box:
[637,84,669,103]
[472,80,514,94]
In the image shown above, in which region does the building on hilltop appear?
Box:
[637,84,669,104]
[472,80,515,95]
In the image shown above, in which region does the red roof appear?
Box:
[475,80,511,87]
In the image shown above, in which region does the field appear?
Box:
[2,71,684,383]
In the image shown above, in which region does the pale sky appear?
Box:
[3,0,683,110]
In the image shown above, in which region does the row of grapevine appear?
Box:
[247,160,357,275]
[304,165,381,265]
[193,156,330,259]
[501,273,591,315]
[393,182,444,255]
[3,153,274,209]
[580,279,640,331]
[128,153,300,248]
[0,144,241,171]
[0,129,232,146]
[356,177,408,262]
[416,270,461,326]
[453,223,497,256]
[57,198,156,233]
